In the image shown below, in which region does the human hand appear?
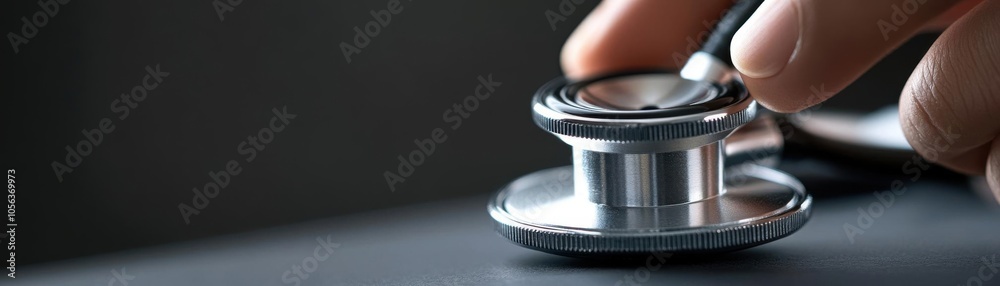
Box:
[561,0,1000,198]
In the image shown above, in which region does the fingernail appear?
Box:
[730,0,801,79]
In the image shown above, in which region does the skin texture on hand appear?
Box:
[898,0,1000,197]
[561,0,1000,199]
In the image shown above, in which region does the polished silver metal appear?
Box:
[575,142,722,207]
[575,73,717,110]
[489,165,811,255]
[532,82,756,153]
[725,113,783,169]
[490,0,806,256]
[791,105,915,163]
[680,51,735,84]
[490,53,812,256]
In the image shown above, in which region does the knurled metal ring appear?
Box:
[531,71,756,143]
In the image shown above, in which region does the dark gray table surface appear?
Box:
[21,178,1000,285]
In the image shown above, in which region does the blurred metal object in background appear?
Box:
[791,105,915,163]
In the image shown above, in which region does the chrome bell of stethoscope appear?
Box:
[488,0,812,257]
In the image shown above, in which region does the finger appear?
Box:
[730,0,967,112]
[898,0,1000,193]
[988,140,1000,200]
[924,0,984,31]
[561,0,730,79]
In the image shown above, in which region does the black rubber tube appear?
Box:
[699,0,765,67]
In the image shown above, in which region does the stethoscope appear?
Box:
[487,0,814,257]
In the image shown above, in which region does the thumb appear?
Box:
[898,0,1000,198]
[729,0,973,112]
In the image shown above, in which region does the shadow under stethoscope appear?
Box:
[512,248,787,273]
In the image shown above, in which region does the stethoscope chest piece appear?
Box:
[488,71,812,257]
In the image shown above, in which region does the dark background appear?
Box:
[0,0,942,266]
[2,0,598,264]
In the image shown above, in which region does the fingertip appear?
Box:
[749,95,810,113]
[740,0,961,115]
[731,0,801,79]
[989,139,1000,202]
[560,0,731,79]
[743,74,838,113]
